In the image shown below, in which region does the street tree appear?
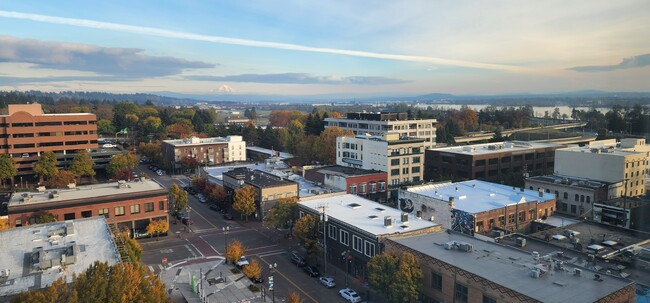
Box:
[190,176,208,192]
[146,219,169,240]
[33,151,58,184]
[242,259,262,280]
[0,154,17,188]
[180,156,199,172]
[107,153,138,178]
[0,218,10,230]
[68,150,96,178]
[263,197,298,229]
[48,170,78,188]
[208,184,227,205]
[31,211,57,224]
[225,239,246,264]
[287,291,304,303]
[367,252,422,303]
[169,183,188,214]
[116,228,142,263]
[294,214,318,256]
[367,252,399,300]
[97,119,115,135]
[11,261,170,303]
[233,186,257,221]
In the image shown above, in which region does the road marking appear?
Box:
[190,206,218,229]
[199,235,219,254]
[185,244,200,257]
[257,250,287,258]
[160,248,173,253]
[248,244,279,252]
[158,264,164,270]
[148,265,154,272]
[259,257,318,303]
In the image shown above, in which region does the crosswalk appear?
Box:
[147,264,165,274]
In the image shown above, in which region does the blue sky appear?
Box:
[0,1,649,96]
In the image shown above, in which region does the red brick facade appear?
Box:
[474,197,556,233]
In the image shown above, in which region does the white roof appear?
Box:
[406,180,556,214]
[246,146,293,159]
[430,141,561,155]
[163,135,242,147]
[299,194,439,236]
[0,217,120,297]
[552,235,567,240]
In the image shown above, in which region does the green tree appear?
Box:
[0,154,17,188]
[97,119,115,135]
[107,153,138,178]
[233,186,257,221]
[69,150,96,178]
[264,197,298,229]
[294,214,318,256]
[112,102,140,131]
[169,183,188,214]
[33,151,58,184]
[367,252,422,303]
[31,211,57,224]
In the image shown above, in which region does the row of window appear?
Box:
[100,201,165,218]
[390,156,421,165]
[348,181,386,194]
[430,272,496,303]
[328,225,376,257]
[5,121,94,127]
[390,147,421,156]
[390,176,420,185]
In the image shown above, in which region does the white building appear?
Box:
[337,133,425,186]
[325,112,437,149]
[161,135,246,168]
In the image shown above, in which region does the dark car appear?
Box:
[223,213,234,220]
[209,204,221,211]
[303,265,319,277]
[174,212,187,220]
[249,276,264,283]
[290,255,306,267]
[181,218,194,225]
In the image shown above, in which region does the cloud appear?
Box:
[217,84,236,93]
[0,76,113,85]
[569,53,650,72]
[187,73,408,85]
[0,35,214,78]
[0,10,529,72]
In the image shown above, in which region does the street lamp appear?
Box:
[269,263,277,303]
[222,226,230,257]
[186,206,192,233]
[320,209,328,274]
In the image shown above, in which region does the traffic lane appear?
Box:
[260,253,342,303]
[140,240,202,274]
[200,228,276,253]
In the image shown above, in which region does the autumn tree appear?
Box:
[48,170,78,188]
[225,239,246,264]
[264,197,298,229]
[315,127,354,164]
[208,184,227,205]
[190,176,208,193]
[242,259,262,280]
[367,252,422,303]
[12,261,170,303]
[0,154,17,188]
[107,152,138,178]
[33,151,58,184]
[31,211,57,224]
[0,218,10,230]
[68,150,96,178]
[116,228,142,262]
[169,183,188,214]
[146,219,169,240]
[233,186,257,221]
[294,214,318,256]
[180,156,199,172]
[287,291,304,303]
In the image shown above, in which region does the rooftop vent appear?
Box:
[400,225,410,230]
[117,180,128,189]
[401,212,409,224]
[384,216,392,228]
[374,207,386,212]
[368,215,378,219]
[574,268,582,277]
[348,203,362,209]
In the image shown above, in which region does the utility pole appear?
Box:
[319,204,329,274]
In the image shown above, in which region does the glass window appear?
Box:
[349,185,357,194]
[359,183,367,194]
[352,235,363,252]
[98,208,109,218]
[455,283,468,302]
[340,230,349,245]
[413,157,421,163]
[483,295,497,303]
[115,206,125,216]
[391,159,400,165]
[364,241,375,257]
[431,272,442,291]
[328,225,337,240]
[391,169,400,176]
[369,183,377,193]
[412,167,420,173]
[130,204,140,214]
[159,201,165,210]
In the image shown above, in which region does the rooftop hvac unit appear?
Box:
[458,242,473,252]
[530,269,541,279]
[516,237,526,248]
[401,212,409,224]
[444,241,456,250]
[384,216,392,228]
[574,268,582,276]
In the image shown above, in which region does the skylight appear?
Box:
[374,207,386,212]
[348,203,362,209]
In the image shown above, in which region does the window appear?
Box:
[586,196,591,203]
[529,209,536,220]
[99,208,109,218]
[519,211,525,222]
[412,167,420,173]
[130,204,140,214]
[575,194,579,201]
[455,283,468,302]
[145,202,154,212]
[563,192,568,199]
[391,169,400,176]
[81,210,92,218]
[431,272,442,291]
[378,181,386,191]
[571,205,577,214]
[498,216,505,226]
[115,207,125,216]
[353,235,363,252]
[369,183,377,193]
[159,201,165,210]
[402,167,409,174]
[403,157,409,164]
[508,213,515,223]
[349,185,357,194]
[364,241,375,257]
[359,183,367,194]
[391,159,400,165]
[328,225,337,240]
[340,230,349,246]
[483,295,497,303]
[413,156,421,163]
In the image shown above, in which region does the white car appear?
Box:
[236,256,250,268]
[102,143,116,148]
[319,276,336,288]
[339,288,361,303]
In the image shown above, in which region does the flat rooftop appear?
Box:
[0,217,119,298]
[406,180,556,214]
[527,175,611,189]
[224,167,296,188]
[392,232,633,303]
[299,193,439,236]
[557,145,645,157]
[430,141,562,155]
[312,165,385,177]
[163,135,241,147]
[8,179,166,207]
[246,146,293,159]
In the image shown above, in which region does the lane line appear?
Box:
[259,257,318,303]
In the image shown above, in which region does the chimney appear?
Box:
[449,197,455,209]
[384,216,392,228]
[401,212,409,224]
[538,189,544,197]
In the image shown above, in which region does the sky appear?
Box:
[0,1,649,97]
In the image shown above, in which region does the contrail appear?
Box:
[0,10,528,72]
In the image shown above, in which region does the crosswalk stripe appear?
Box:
[148,265,154,272]
[158,264,164,270]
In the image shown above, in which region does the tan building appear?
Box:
[337,134,425,187]
[555,141,646,198]
[0,103,98,175]
[161,136,246,172]
[385,231,636,303]
[7,179,168,237]
[222,167,298,220]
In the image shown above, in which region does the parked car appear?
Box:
[249,276,264,283]
[303,265,319,277]
[21,153,30,158]
[102,143,116,148]
[339,288,361,303]
[175,212,187,220]
[236,256,250,268]
[181,218,194,225]
[319,276,336,288]
[223,213,234,220]
[209,204,221,211]
[290,255,306,267]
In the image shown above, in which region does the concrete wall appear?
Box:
[397,189,452,230]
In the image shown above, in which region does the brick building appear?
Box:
[525,175,611,219]
[424,141,563,185]
[7,179,168,237]
[0,103,98,175]
[384,231,636,303]
[303,165,387,202]
[161,136,246,173]
[398,180,556,234]
[222,167,298,220]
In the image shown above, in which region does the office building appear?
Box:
[525,175,611,219]
[325,112,437,149]
[304,165,388,202]
[161,136,246,171]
